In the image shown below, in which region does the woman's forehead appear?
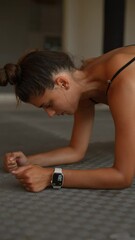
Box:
[29,88,55,106]
[29,92,46,106]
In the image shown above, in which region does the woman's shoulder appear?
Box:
[105,49,135,84]
[108,54,135,110]
[106,46,135,66]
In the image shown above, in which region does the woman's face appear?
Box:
[29,73,80,117]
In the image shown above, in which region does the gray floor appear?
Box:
[0,101,135,240]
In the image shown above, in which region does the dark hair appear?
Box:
[0,50,75,102]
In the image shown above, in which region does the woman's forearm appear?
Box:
[27,146,83,167]
[62,167,130,189]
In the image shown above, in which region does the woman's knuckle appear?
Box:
[27,179,32,184]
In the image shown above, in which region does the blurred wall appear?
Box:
[0,0,62,66]
[63,0,104,60]
[124,0,135,45]
[0,0,134,65]
[0,0,37,66]
[63,0,135,59]
[0,0,62,92]
[0,0,134,93]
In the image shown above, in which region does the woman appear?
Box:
[0,46,135,192]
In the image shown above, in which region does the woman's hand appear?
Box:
[12,165,54,192]
[4,151,29,173]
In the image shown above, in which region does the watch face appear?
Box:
[52,173,63,187]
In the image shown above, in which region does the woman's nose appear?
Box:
[46,109,56,117]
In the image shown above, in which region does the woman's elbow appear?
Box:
[123,179,133,188]
[112,166,133,189]
[74,150,86,162]
[120,175,133,189]
[69,145,86,162]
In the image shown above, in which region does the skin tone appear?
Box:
[4,45,135,192]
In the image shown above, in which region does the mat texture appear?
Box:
[0,104,135,240]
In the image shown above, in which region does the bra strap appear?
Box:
[106,56,135,95]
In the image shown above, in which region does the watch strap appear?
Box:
[54,168,62,173]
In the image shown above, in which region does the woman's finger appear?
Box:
[19,179,26,184]
[8,165,18,171]
[12,165,32,175]
[8,162,17,167]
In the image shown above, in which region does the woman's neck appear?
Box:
[76,61,109,104]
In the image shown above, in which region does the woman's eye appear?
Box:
[45,104,51,109]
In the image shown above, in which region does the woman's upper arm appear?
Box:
[109,77,135,185]
[69,100,95,157]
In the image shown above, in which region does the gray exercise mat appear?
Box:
[0,106,135,240]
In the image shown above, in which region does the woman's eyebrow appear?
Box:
[39,104,44,108]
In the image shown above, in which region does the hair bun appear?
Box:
[0,63,21,86]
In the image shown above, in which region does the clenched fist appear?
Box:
[3,151,29,173]
[12,165,54,192]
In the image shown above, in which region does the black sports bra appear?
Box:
[90,56,135,104]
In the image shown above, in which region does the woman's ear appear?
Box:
[55,76,70,90]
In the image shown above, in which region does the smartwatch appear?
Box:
[51,168,64,189]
